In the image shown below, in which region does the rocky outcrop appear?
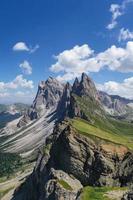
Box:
[79,73,99,100]
[57,82,72,119]
[34,77,64,110]
[57,73,104,122]
[51,125,133,187]
[18,77,64,127]
[12,122,133,200]
[44,169,82,200]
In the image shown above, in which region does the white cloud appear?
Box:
[107,4,122,30]
[97,77,133,99]
[0,76,34,104]
[50,42,133,82]
[50,44,93,73]
[0,75,34,90]
[107,0,133,30]
[30,44,39,53]
[12,42,39,53]
[0,82,5,91]
[19,60,32,75]
[56,73,78,82]
[0,92,10,98]
[13,42,29,51]
[118,28,133,41]
[0,91,35,104]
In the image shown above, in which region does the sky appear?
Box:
[0,0,133,104]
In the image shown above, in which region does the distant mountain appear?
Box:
[99,91,133,121]
[0,103,29,129]
[0,103,30,114]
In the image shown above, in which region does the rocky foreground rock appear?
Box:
[12,121,133,200]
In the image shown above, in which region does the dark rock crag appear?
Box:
[12,122,133,200]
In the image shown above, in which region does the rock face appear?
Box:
[78,73,99,100]
[99,91,133,121]
[57,82,72,119]
[122,186,133,200]
[12,122,133,200]
[57,73,104,122]
[34,77,64,109]
[18,77,64,127]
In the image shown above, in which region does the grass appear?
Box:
[58,179,73,191]
[81,186,127,200]
[0,187,14,199]
[43,143,52,155]
[72,118,133,150]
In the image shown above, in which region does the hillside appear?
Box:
[72,118,133,150]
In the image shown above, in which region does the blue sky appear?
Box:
[0,0,133,103]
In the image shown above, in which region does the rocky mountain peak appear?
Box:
[81,72,89,81]
[77,73,99,100]
[34,77,64,109]
[57,82,72,119]
[74,77,79,84]
[46,76,59,85]
[18,77,64,126]
[38,81,45,89]
[72,77,80,93]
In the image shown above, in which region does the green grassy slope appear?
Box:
[72,118,133,150]
[71,93,133,149]
[81,186,127,200]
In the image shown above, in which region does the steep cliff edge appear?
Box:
[12,121,133,200]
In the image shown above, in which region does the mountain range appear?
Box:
[0,73,133,200]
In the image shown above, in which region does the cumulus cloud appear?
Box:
[0,75,34,103]
[118,28,133,41]
[0,75,34,90]
[0,91,35,104]
[19,60,32,75]
[97,77,133,99]
[12,42,39,53]
[107,0,133,30]
[50,42,133,82]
